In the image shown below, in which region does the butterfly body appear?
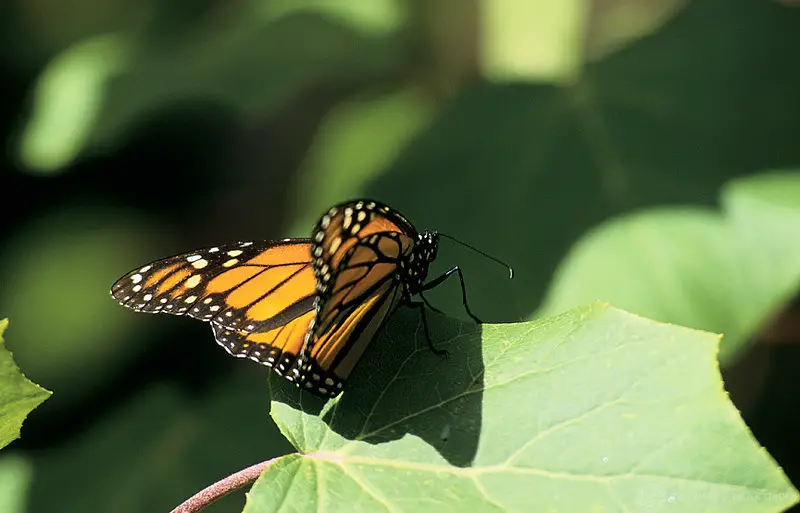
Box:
[111,199,455,399]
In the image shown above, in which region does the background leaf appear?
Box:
[259,0,408,36]
[583,0,689,61]
[17,10,401,173]
[17,34,131,175]
[0,320,52,451]
[537,171,800,365]
[248,304,799,512]
[480,0,587,81]
[0,455,33,513]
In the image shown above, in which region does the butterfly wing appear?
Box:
[211,308,315,376]
[292,200,418,396]
[111,239,315,334]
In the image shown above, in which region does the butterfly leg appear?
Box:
[421,265,482,324]
[419,290,444,315]
[406,301,450,359]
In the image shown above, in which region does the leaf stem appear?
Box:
[170,457,278,513]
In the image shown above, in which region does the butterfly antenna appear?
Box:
[438,232,514,279]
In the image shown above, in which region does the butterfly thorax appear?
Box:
[398,230,438,295]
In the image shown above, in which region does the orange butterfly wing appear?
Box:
[292,200,423,396]
[111,239,316,365]
[211,309,314,375]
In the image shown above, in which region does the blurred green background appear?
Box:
[1,0,799,511]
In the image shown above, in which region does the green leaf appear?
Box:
[246,304,798,512]
[537,171,800,364]
[17,34,131,174]
[480,0,587,82]
[584,0,688,60]
[0,455,33,513]
[0,320,52,451]
[259,0,408,36]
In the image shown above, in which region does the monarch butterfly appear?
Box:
[111,199,510,398]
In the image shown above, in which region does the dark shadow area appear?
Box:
[16,321,229,445]
[744,342,800,513]
[271,308,484,467]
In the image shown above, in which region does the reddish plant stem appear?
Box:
[170,458,278,513]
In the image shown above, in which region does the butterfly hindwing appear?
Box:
[211,306,314,376]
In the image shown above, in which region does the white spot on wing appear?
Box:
[184,275,202,288]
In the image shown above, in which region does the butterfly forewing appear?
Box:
[315,232,410,335]
[111,239,315,334]
[292,200,422,396]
